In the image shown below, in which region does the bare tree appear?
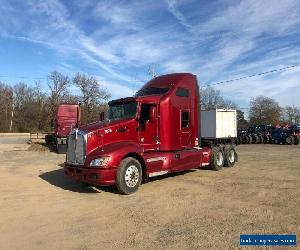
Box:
[200,86,248,127]
[249,96,281,125]
[73,73,110,124]
[283,105,300,125]
[10,82,52,132]
[0,82,13,132]
[200,86,237,110]
[47,71,70,118]
[0,71,112,132]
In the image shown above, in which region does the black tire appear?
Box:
[116,157,142,195]
[251,135,256,144]
[210,146,224,171]
[247,135,252,144]
[294,136,299,145]
[45,134,54,144]
[285,136,294,145]
[241,137,245,144]
[263,136,268,144]
[268,135,272,143]
[57,144,67,154]
[224,145,237,167]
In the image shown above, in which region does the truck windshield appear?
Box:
[135,87,169,96]
[109,102,137,121]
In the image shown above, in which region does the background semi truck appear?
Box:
[64,73,238,194]
[45,103,81,153]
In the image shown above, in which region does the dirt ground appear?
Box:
[0,136,299,250]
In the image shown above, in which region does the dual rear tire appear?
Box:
[210,145,237,171]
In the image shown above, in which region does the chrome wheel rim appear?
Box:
[125,165,139,188]
[229,150,235,163]
[216,152,223,166]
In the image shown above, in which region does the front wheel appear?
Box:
[116,157,142,195]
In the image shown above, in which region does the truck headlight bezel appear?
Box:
[89,156,111,167]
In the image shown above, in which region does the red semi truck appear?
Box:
[46,103,81,153]
[64,73,237,194]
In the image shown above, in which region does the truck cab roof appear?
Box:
[109,73,196,105]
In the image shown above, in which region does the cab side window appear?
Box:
[176,87,189,97]
[181,111,189,128]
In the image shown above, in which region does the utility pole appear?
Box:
[9,103,14,132]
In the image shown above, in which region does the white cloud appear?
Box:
[165,0,192,28]
[0,0,299,105]
[99,81,136,99]
[215,66,300,107]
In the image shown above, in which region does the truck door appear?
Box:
[138,104,159,151]
[180,110,191,148]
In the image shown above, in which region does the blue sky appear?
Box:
[0,0,299,108]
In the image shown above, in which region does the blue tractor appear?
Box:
[271,127,299,145]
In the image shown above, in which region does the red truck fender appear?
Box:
[85,141,144,169]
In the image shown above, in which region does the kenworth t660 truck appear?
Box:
[64,73,238,194]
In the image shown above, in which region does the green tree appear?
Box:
[237,110,248,128]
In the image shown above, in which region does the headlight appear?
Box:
[89,157,111,167]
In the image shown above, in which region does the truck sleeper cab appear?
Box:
[45,103,81,153]
[64,73,238,194]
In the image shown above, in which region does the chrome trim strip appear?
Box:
[149,170,168,177]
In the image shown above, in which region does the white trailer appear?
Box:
[201,109,237,142]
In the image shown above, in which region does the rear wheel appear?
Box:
[247,135,252,144]
[210,147,224,171]
[285,136,294,145]
[294,136,299,145]
[263,136,268,144]
[242,136,247,144]
[255,135,259,144]
[116,157,142,195]
[45,134,54,144]
[224,145,237,167]
[251,135,256,144]
[268,135,272,143]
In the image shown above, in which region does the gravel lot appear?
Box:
[0,136,299,249]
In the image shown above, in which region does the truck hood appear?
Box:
[80,121,108,132]
[79,119,138,154]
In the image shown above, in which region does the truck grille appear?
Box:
[66,131,86,165]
